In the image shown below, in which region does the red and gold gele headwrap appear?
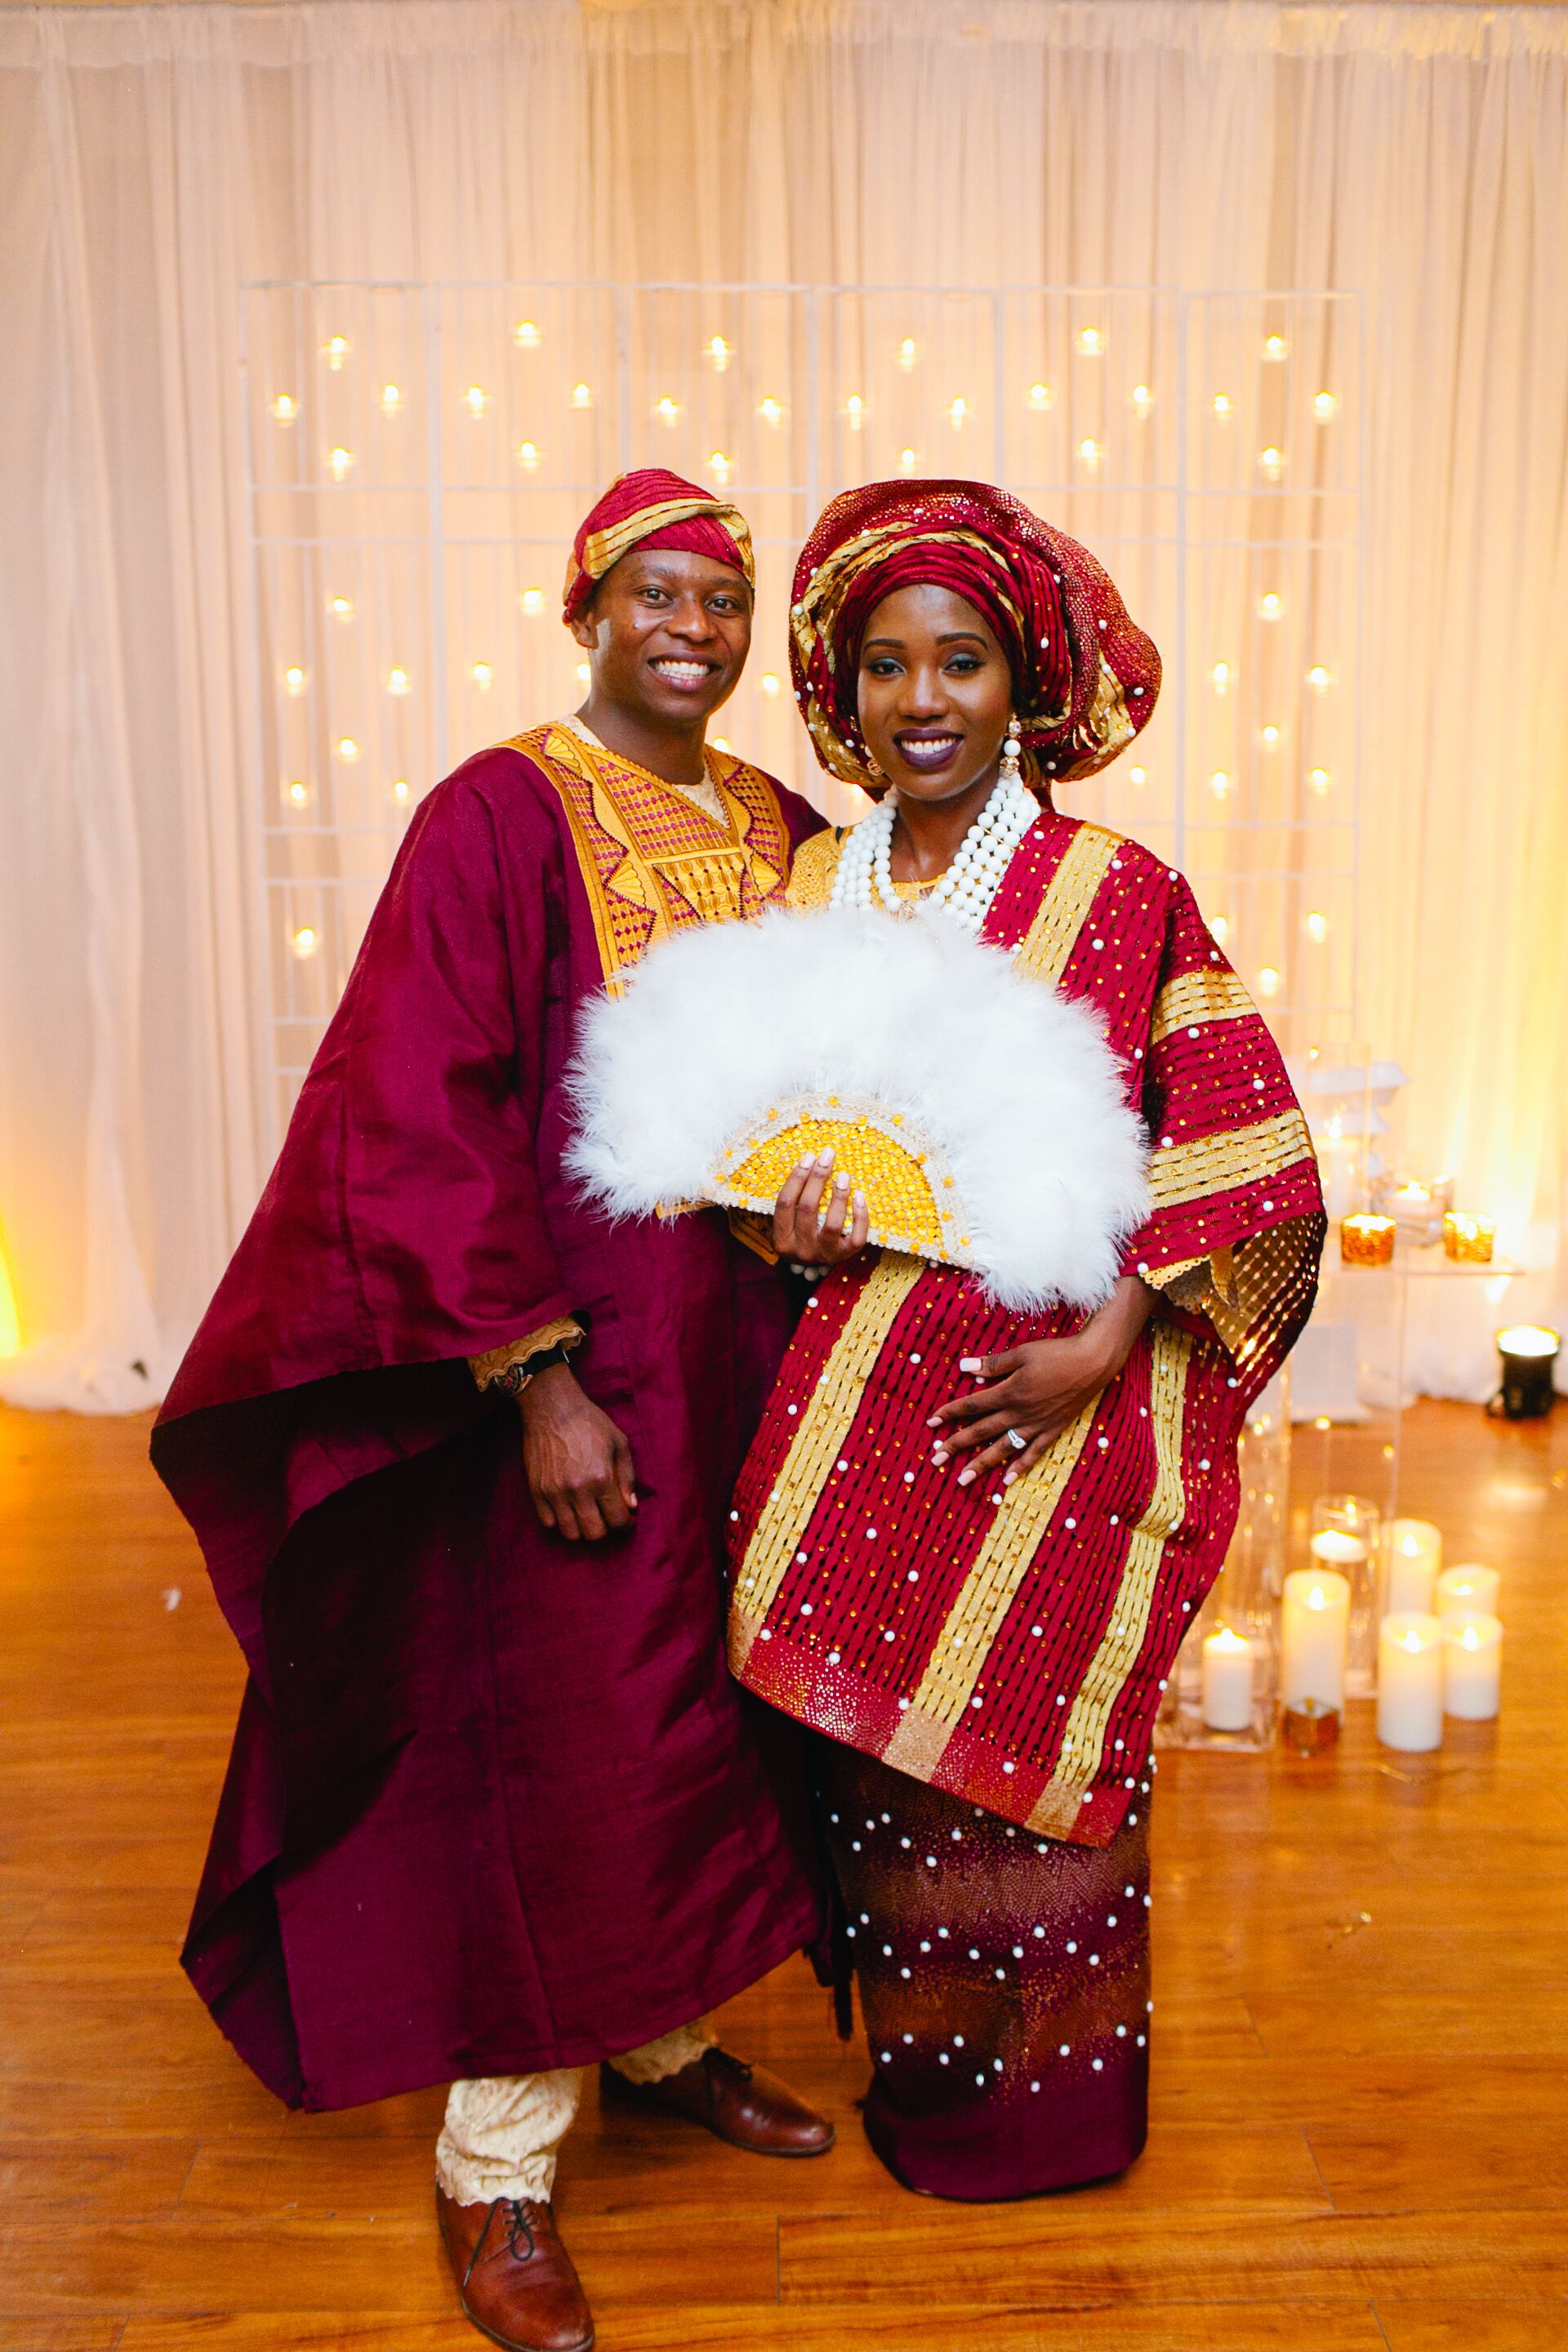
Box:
[789,479,1160,795]
[564,466,755,621]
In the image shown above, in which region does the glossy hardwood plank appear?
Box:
[1372,2304,1568,2350]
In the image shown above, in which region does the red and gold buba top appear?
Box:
[728,813,1325,1848]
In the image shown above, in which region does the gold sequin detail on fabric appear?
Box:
[1147,1108,1311,1212]
[784,829,844,911]
[729,1253,924,1670]
[881,1399,1100,1778]
[1028,1321,1192,1832]
[1149,965,1257,1045]
[1012,824,1124,987]
[726,1116,943,1253]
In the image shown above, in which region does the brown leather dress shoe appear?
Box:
[436,2187,595,2352]
[600,2046,835,2157]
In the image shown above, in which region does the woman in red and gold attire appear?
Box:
[728,480,1325,2201]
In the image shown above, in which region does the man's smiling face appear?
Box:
[571,547,752,730]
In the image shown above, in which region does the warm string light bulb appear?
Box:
[387,666,411,696]
[284,779,310,807]
[292,924,320,958]
[707,335,732,372]
[463,386,490,418]
[1310,766,1333,795]
[758,396,785,426]
[898,336,919,372]
[284,666,306,696]
[947,397,969,430]
[1259,445,1285,482]
[570,382,593,410]
[1128,764,1148,788]
[1257,964,1282,998]
[1258,590,1284,621]
[708,450,732,484]
[899,445,917,473]
[1129,384,1155,420]
[323,335,350,370]
[516,440,541,470]
[1210,660,1232,694]
[392,778,412,804]
[654,394,681,425]
[1312,390,1339,421]
[1077,437,1103,471]
[1263,333,1290,362]
[1027,381,1053,412]
[470,662,493,692]
[1306,910,1330,943]
[380,384,403,416]
[327,447,354,482]
[270,394,299,424]
[329,595,354,621]
[513,319,541,349]
[1076,327,1104,357]
[1307,664,1333,693]
[575,660,591,684]
[1259,724,1281,749]
[1210,914,1230,945]
[1210,770,1232,802]
[844,394,866,429]
[761,672,782,697]
[336,737,359,763]
[1211,393,1234,421]
[519,587,545,616]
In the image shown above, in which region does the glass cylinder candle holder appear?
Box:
[1442,1212,1494,1264]
[1381,1518,1441,1616]
[1340,1212,1395,1268]
[1442,1611,1502,1720]
[1311,1494,1380,1692]
[1490,1325,1560,1420]
[1435,1562,1499,1619]
[1372,1172,1454,1245]
[1377,1612,1445,1752]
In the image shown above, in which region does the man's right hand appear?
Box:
[518,1362,637,1541]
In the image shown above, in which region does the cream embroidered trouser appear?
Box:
[435,2019,715,2204]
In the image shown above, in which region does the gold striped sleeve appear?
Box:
[728,1252,924,1670]
[785,828,843,910]
[1149,965,1257,1046]
[1146,1108,1312,1213]
[1012,825,1124,988]
[1028,1321,1192,1834]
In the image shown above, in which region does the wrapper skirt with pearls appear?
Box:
[817,1740,1152,2201]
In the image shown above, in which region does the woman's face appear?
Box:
[856,582,1014,806]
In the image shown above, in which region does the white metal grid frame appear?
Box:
[243,278,1363,1143]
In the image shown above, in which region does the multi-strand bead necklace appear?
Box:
[828,767,1040,934]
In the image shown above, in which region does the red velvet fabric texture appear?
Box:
[819,1741,1152,2200]
[151,745,822,2111]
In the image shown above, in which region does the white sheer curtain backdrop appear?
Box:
[1,0,1565,1409]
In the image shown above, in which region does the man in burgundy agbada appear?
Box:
[152,470,833,2352]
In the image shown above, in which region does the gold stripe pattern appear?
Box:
[1012,825,1124,987]
[578,495,755,590]
[1149,965,1257,1045]
[1027,1320,1192,1830]
[729,1253,924,1671]
[882,1400,1099,1776]
[1147,1108,1312,1211]
[785,829,843,911]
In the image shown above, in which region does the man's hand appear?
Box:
[773,1147,871,1267]
[518,1361,637,1541]
[928,1276,1156,1490]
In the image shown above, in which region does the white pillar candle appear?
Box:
[1383,1518,1441,1615]
[1436,1563,1499,1619]
[1442,1611,1502,1720]
[1201,1628,1254,1731]
[1377,1612,1444,1751]
[1311,1528,1369,1575]
[1281,1568,1351,1712]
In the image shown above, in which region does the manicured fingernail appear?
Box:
[817,1148,835,1168]
[959,1357,983,1374]
[1003,1469,1018,1487]
[853,1188,866,1209]
[835,1172,849,1192]
[956,1467,975,1486]
[932,1450,948,1467]
[795,1155,812,1173]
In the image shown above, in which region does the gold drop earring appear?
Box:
[999,716,1023,785]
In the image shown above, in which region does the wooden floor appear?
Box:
[2,1398,1566,2351]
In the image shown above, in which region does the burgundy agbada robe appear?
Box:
[153,736,824,2111]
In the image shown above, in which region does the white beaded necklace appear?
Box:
[829,769,1040,934]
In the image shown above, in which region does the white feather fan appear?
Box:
[565,905,1150,1313]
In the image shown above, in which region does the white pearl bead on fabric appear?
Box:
[828,772,1038,933]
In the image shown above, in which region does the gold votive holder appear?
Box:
[1282,1699,1341,1753]
[1443,1212,1494,1264]
[1340,1212,1396,1268]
